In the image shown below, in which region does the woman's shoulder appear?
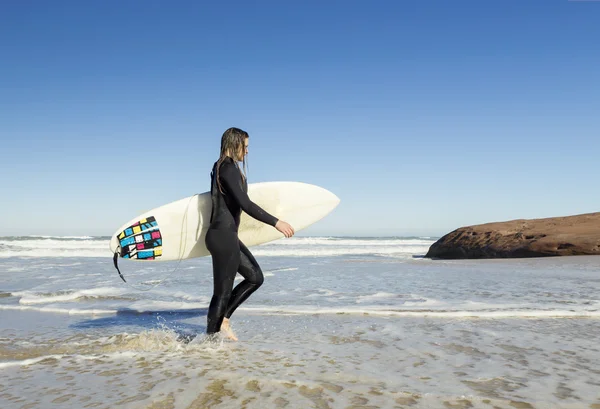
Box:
[217,157,238,175]
[217,157,235,166]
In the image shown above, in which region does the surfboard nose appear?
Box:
[320,186,341,207]
[332,191,340,205]
[329,191,340,207]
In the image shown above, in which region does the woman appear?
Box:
[205,127,295,340]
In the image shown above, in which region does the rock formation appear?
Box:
[425,212,600,259]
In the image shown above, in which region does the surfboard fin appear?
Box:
[113,249,127,283]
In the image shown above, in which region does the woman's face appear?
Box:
[237,138,249,161]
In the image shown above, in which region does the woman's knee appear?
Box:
[243,265,264,287]
[252,271,264,287]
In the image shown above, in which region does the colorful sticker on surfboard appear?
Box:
[116,216,162,260]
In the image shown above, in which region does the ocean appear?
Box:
[0,235,599,409]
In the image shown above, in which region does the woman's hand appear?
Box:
[275,220,295,238]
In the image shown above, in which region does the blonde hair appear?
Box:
[216,127,248,193]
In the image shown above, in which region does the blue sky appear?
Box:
[1,0,598,237]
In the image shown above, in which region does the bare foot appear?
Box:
[220,318,238,341]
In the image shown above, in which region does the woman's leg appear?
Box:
[205,229,240,334]
[224,240,264,319]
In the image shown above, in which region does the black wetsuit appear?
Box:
[205,157,278,334]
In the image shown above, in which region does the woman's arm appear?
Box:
[220,162,279,226]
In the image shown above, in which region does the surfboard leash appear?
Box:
[112,246,181,292]
[113,248,127,282]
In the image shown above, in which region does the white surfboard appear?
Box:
[109,182,340,262]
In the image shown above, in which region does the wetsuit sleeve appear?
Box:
[220,163,279,227]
